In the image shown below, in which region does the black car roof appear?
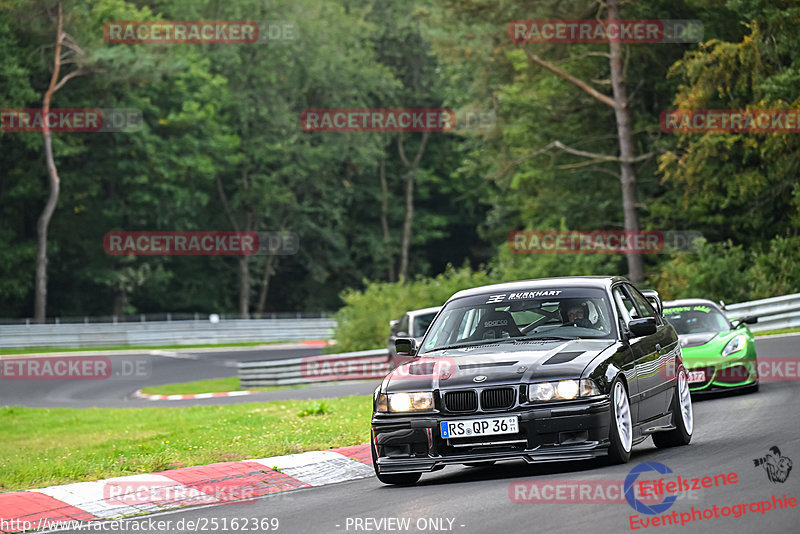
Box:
[448,276,627,300]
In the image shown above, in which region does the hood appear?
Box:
[678,332,718,348]
[383,339,614,393]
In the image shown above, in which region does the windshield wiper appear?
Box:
[429,338,519,352]
[523,335,577,341]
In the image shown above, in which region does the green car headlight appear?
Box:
[529,379,600,402]
[385,392,434,412]
[722,334,747,357]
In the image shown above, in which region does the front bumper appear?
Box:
[371,397,611,474]
[686,357,758,393]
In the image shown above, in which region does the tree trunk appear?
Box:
[521,1,646,284]
[216,172,253,318]
[255,253,276,315]
[396,131,430,283]
[35,1,70,323]
[398,169,414,282]
[608,0,644,283]
[237,255,250,318]
[379,157,395,282]
[35,132,60,323]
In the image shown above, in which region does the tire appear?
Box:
[605,377,633,464]
[652,367,693,448]
[464,461,496,467]
[375,471,423,485]
[371,437,422,486]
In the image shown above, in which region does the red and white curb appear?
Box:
[0,444,371,532]
[131,390,258,401]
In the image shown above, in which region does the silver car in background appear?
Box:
[388,306,442,363]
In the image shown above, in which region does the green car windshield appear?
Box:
[663,305,731,335]
[419,287,616,354]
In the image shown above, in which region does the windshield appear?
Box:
[663,304,731,334]
[412,312,437,338]
[419,287,615,353]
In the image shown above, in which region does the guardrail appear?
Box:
[725,293,800,332]
[2,292,797,350]
[0,318,336,349]
[238,348,390,387]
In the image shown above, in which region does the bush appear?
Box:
[649,235,800,303]
[331,265,493,352]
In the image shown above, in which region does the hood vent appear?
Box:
[458,361,518,370]
[543,351,584,365]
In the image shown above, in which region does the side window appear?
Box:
[627,285,657,320]
[612,287,635,324]
[398,314,410,336]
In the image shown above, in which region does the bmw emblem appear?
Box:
[473,375,487,383]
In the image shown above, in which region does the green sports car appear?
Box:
[662,299,759,393]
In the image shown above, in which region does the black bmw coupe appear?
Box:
[371,276,693,485]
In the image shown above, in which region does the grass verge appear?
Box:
[139,377,306,396]
[753,327,800,337]
[0,396,371,492]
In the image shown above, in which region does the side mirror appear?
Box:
[640,289,663,316]
[389,319,399,329]
[734,315,757,327]
[629,317,658,337]
[395,338,418,357]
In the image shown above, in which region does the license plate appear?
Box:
[440,416,518,438]
[687,370,706,383]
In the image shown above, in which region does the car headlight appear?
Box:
[375,392,434,413]
[528,379,600,402]
[374,390,388,412]
[722,334,747,357]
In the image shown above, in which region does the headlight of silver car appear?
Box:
[528,379,601,402]
[375,391,434,413]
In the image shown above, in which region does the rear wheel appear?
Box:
[371,438,422,485]
[606,378,632,464]
[652,367,693,448]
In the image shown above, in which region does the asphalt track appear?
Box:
[16,333,799,534]
[51,361,800,534]
[0,345,376,408]
[1,335,797,409]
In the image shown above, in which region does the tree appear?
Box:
[34,1,92,321]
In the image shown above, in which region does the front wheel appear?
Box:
[652,367,693,448]
[605,378,633,464]
[371,437,422,485]
[375,471,422,485]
